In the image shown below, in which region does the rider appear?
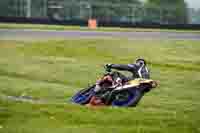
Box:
[105,58,150,81]
[94,58,150,93]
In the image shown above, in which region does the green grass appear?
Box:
[1,22,200,33]
[0,39,200,133]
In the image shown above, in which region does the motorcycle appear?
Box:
[71,66,157,107]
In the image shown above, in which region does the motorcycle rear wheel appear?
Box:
[111,89,143,107]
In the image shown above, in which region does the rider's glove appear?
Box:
[105,64,112,72]
[105,64,112,69]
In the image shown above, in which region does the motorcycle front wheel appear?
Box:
[71,85,95,105]
[111,89,143,107]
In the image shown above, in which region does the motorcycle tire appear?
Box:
[71,85,95,105]
[111,89,144,107]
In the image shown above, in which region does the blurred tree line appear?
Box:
[145,0,188,24]
[0,0,191,24]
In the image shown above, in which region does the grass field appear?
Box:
[1,23,200,33]
[0,39,200,133]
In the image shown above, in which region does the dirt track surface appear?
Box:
[0,29,200,40]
